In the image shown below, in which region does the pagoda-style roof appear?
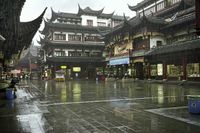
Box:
[49,7,117,22]
[126,14,167,28]
[162,7,195,29]
[146,39,200,56]
[129,0,193,18]
[103,14,166,41]
[111,15,125,21]
[154,0,193,17]
[99,12,114,19]
[18,8,47,50]
[104,22,124,37]
[0,0,46,60]
[49,8,81,22]
[128,0,158,12]
[78,4,104,16]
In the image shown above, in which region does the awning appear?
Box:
[146,39,200,56]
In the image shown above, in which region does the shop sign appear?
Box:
[133,57,144,63]
[132,50,146,57]
[73,67,81,72]
[109,58,130,66]
[61,65,67,69]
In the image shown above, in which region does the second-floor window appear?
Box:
[54,51,65,56]
[113,21,121,27]
[168,0,181,5]
[54,33,66,41]
[98,22,106,27]
[85,35,100,42]
[145,6,156,16]
[157,2,165,11]
[68,51,81,57]
[68,34,82,41]
[87,20,93,26]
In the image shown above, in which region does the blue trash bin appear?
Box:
[188,95,200,114]
[6,88,14,100]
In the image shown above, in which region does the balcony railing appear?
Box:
[46,56,104,63]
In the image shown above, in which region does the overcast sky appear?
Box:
[20,0,143,45]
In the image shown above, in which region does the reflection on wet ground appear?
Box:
[0,80,200,132]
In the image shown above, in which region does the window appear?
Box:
[54,33,66,40]
[187,63,200,77]
[92,52,101,57]
[98,22,106,27]
[172,0,181,4]
[68,51,81,57]
[168,0,181,5]
[68,34,82,41]
[157,2,165,11]
[87,20,93,26]
[156,41,162,47]
[54,51,65,56]
[145,6,156,16]
[113,21,121,27]
[85,35,100,42]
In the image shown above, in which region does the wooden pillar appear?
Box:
[182,58,187,81]
[116,66,119,78]
[163,62,167,80]
[147,63,151,80]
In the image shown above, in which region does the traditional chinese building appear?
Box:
[145,0,199,81]
[104,0,199,81]
[39,5,124,80]
[0,0,46,76]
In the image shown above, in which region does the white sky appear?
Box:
[20,0,143,45]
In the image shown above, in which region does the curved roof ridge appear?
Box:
[78,4,104,16]
[19,8,47,49]
[128,0,154,11]
[100,11,115,18]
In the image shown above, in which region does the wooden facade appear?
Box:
[40,6,124,80]
[104,0,200,81]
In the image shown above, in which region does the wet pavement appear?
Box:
[0,80,200,133]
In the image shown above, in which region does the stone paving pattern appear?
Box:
[0,80,200,133]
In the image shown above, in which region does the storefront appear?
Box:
[187,63,200,81]
[108,57,131,79]
[132,57,144,79]
[145,39,200,81]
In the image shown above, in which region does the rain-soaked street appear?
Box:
[0,80,200,133]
